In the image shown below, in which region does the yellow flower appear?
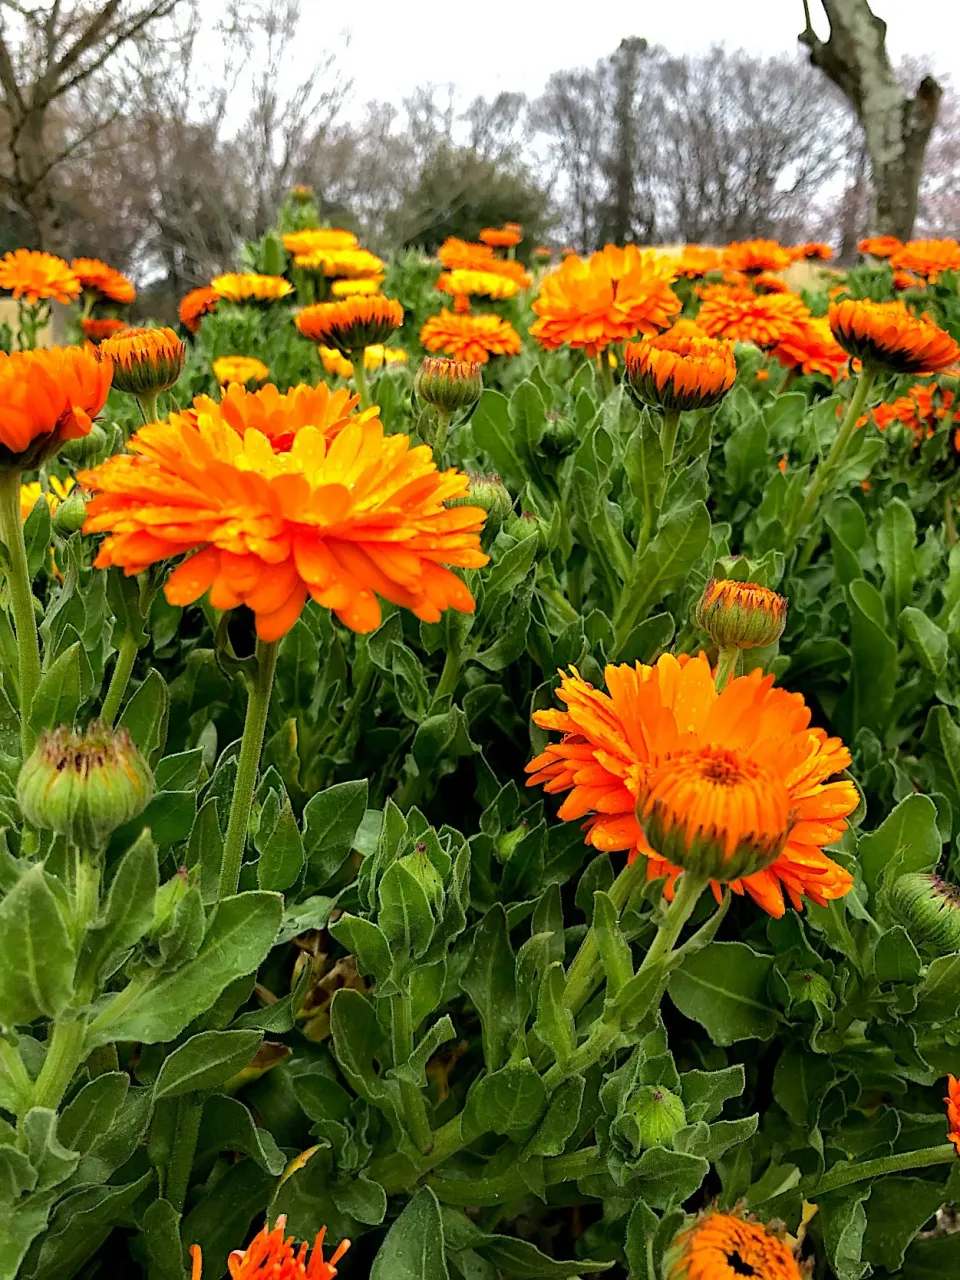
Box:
[282,229,358,255]
[331,278,383,297]
[436,270,520,301]
[318,345,409,377]
[293,248,385,279]
[20,476,75,522]
[212,355,270,386]
[210,273,294,304]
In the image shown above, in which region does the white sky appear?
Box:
[319,0,954,114]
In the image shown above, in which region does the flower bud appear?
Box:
[889,873,960,953]
[151,866,191,936]
[60,423,111,467]
[695,579,787,651]
[99,327,186,396]
[414,356,483,414]
[615,1085,687,1155]
[448,472,513,533]
[17,722,155,848]
[540,414,578,458]
[396,848,445,915]
[53,487,88,534]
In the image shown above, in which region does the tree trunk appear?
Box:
[9,105,66,254]
[800,0,941,239]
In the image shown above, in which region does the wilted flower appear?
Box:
[420,309,522,364]
[0,249,80,305]
[828,299,960,374]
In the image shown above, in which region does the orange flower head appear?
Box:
[530,244,681,354]
[790,242,833,262]
[772,316,849,380]
[331,277,383,297]
[0,346,112,468]
[282,228,359,255]
[293,247,386,279]
[212,355,270,386]
[674,245,723,277]
[99,326,186,396]
[696,579,787,651]
[70,257,136,305]
[211,273,294,304]
[889,237,960,282]
[666,1208,806,1280]
[436,269,520,301]
[415,355,484,412]
[828,299,960,374]
[697,288,810,349]
[722,239,793,274]
[533,246,553,260]
[479,223,523,248]
[80,402,486,641]
[420,309,522,364]
[871,381,951,443]
[179,287,219,334]
[752,271,790,295]
[947,1076,960,1156]
[438,237,497,270]
[189,381,380,450]
[189,1217,350,1280]
[290,183,315,203]
[859,235,902,259]
[81,317,129,345]
[0,249,80,306]
[624,327,736,412]
[296,296,403,354]
[892,269,923,291]
[527,653,858,916]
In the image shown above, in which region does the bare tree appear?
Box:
[799,0,941,239]
[596,36,656,245]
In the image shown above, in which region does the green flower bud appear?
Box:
[60,423,109,466]
[889,873,960,952]
[151,866,191,936]
[18,722,155,849]
[396,848,445,914]
[504,511,543,548]
[540,413,578,458]
[53,487,87,534]
[414,356,483,413]
[695,578,787,651]
[615,1085,687,1155]
[448,472,513,533]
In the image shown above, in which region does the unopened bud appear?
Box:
[448,472,513,533]
[414,356,483,414]
[99,327,186,396]
[616,1085,687,1155]
[889,873,960,953]
[541,414,578,458]
[695,579,787,651]
[53,487,87,534]
[396,848,445,914]
[151,866,191,936]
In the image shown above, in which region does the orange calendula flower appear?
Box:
[859,235,901,259]
[533,246,553,260]
[99,326,186,396]
[438,237,498,270]
[436,269,520,301]
[186,382,379,451]
[212,355,270,386]
[624,327,736,412]
[772,317,849,380]
[871,381,953,443]
[179,287,220,334]
[420,309,522,364]
[189,1217,350,1280]
[80,406,487,641]
[318,345,408,378]
[696,579,787,651]
[722,239,793,274]
[526,653,858,917]
[530,244,681,355]
[479,223,523,248]
[70,258,136,305]
[757,369,771,383]
[211,273,294,304]
[697,288,810,349]
[790,242,833,262]
[666,1208,805,1280]
[889,237,960,282]
[20,475,75,522]
[81,317,128,345]
[946,1076,960,1156]
[297,295,404,354]
[282,228,359,255]
[415,355,484,412]
[674,245,723,277]
[0,346,112,468]
[0,249,80,306]
[829,299,960,374]
[293,247,386,279]
[752,271,790,295]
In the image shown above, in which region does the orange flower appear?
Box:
[420,309,522,364]
[947,1076,960,1156]
[70,257,136,304]
[179,287,219,333]
[210,273,294,304]
[182,382,378,451]
[772,316,849,379]
[189,1217,349,1280]
[752,271,790,295]
[829,299,960,374]
[438,237,499,270]
[80,406,487,641]
[666,1208,804,1280]
[212,355,269,386]
[0,249,80,305]
[892,269,923,291]
[889,237,960,282]
[859,235,901,258]
[697,288,810,348]
[533,246,553,260]
[530,245,681,355]
[696,579,787,651]
[282,228,359,255]
[293,247,386,279]
[790,242,833,261]
[674,245,723,278]
[436,269,520,301]
[296,296,403,354]
[871,381,952,443]
[526,654,857,917]
[479,223,523,248]
[722,239,793,274]
[624,327,736,412]
[0,346,112,467]
[81,317,128,345]
[757,369,771,383]
[99,326,186,396]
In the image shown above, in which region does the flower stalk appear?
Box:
[0,468,42,755]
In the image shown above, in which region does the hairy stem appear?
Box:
[0,468,42,756]
[391,991,433,1153]
[100,631,140,726]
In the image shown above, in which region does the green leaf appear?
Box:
[21,1108,79,1191]
[834,579,897,739]
[302,780,367,886]
[462,1061,546,1141]
[876,497,916,621]
[22,496,52,579]
[916,952,960,1023]
[331,1174,387,1226]
[862,1176,950,1271]
[460,906,517,1072]
[256,794,304,892]
[140,1199,183,1280]
[473,389,523,490]
[772,1049,834,1131]
[524,1075,585,1157]
[900,607,949,679]
[153,1030,263,1099]
[195,1094,285,1175]
[623,411,664,528]
[510,379,548,460]
[377,860,435,961]
[80,831,158,985]
[31,1172,152,1279]
[617,501,711,626]
[329,987,394,1110]
[58,1074,129,1157]
[28,642,83,734]
[873,926,922,984]
[89,891,282,1047]
[329,913,393,985]
[534,961,576,1068]
[668,942,780,1044]
[723,414,768,496]
[370,1187,449,1280]
[0,866,75,1024]
[630,1144,710,1209]
[182,1160,279,1280]
[902,1234,960,1278]
[859,793,940,898]
[118,668,169,765]
[477,1237,611,1277]
[680,1065,745,1123]
[818,1188,870,1280]
[592,890,632,996]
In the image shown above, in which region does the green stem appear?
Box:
[30,1017,87,1113]
[100,632,139,726]
[634,872,707,975]
[596,354,614,399]
[0,469,42,757]
[714,647,739,691]
[352,352,372,411]
[218,638,279,899]
[946,488,958,550]
[372,1115,465,1194]
[0,1038,33,1116]
[429,1144,605,1208]
[73,854,101,952]
[391,992,433,1153]
[660,408,681,467]
[755,1143,957,1207]
[434,648,462,703]
[135,392,159,425]
[563,857,649,1016]
[539,580,580,623]
[165,1096,203,1212]
[432,408,452,466]
[778,367,797,396]
[787,365,877,544]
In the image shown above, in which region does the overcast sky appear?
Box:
[320,0,954,112]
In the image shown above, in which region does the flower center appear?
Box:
[696,747,760,788]
[726,1250,758,1276]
